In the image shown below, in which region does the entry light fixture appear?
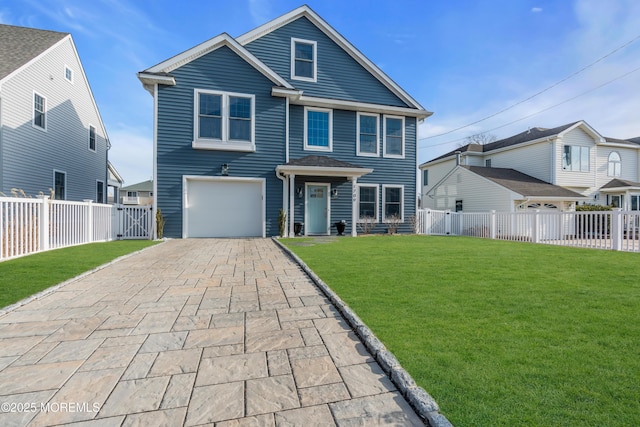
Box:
[331,188,338,199]
[296,187,303,198]
[221,163,229,176]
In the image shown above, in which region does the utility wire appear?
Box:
[420,33,640,141]
[419,64,640,150]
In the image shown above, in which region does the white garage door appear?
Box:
[184,177,264,238]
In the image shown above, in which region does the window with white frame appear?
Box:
[54,171,66,200]
[357,185,379,222]
[291,38,316,82]
[382,185,404,221]
[423,169,428,186]
[96,180,104,203]
[89,125,96,151]
[357,113,378,156]
[608,151,621,177]
[383,116,404,158]
[33,92,46,130]
[194,89,254,151]
[562,145,589,172]
[64,66,73,83]
[304,107,332,151]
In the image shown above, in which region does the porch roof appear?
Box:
[600,178,640,192]
[276,156,373,178]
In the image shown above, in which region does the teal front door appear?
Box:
[306,184,329,235]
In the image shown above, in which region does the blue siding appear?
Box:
[156,46,286,237]
[244,17,410,108]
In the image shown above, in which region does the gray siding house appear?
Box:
[0,24,109,202]
[139,5,431,238]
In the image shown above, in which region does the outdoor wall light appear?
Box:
[331,188,338,199]
[221,163,229,176]
[296,187,303,198]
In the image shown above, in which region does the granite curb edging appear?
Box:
[0,239,168,319]
[273,237,454,427]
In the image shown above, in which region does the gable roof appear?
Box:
[276,155,372,177]
[236,5,428,114]
[122,180,153,192]
[600,178,640,190]
[463,166,586,199]
[0,24,68,81]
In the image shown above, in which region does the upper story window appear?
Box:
[357,113,379,156]
[33,92,46,131]
[89,125,96,152]
[562,145,589,172]
[357,184,379,222]
[193,89,255,152]
[383,116,404,158]
[64,66,73,83]
[608,151,621,177]
[304,107,332,152]
[291,38,317,82]
[423,169,428,186]
[382,185,404,221]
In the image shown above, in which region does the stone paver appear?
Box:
[0,239,425,426]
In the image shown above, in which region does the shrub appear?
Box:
[358,216,377,234]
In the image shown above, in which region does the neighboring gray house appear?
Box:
[0,24,109,202]
[138,5,431,238]
[121,179,153,206]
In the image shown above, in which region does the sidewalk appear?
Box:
[0,239,425,426]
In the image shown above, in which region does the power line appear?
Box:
[420,33,640,141]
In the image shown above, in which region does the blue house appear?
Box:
[138,5,431,238]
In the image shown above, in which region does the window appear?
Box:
[193,89,255,151]
[89,125,96,151]
[562,145,589,172]
[608,152,621,177]
[356,113,378,156]
[383,116,404,158]
[423,169,428,186]
[455,200,463,212]
[304,107,332,151]
[485,159,492,167]
[64,66,73,83]
[54,171,66,200]
[291,38,317,82]
[382,185,404,221]
[610,194,623,208]
[96,181,104,203]
[358,185,379,222]
[33,92,46,130]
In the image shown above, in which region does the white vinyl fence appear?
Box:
[0,196,152,261]
[417,208,640,252]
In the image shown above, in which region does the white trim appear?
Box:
[88,124,96,152]
[304,106,332,152]
[193,89,256,152]
[356,183,379,223]
[305,182,330,236]
[356,112,379,157]
[64,64,74,84]
[382,184,404,222]
[182,175,266,238]
[53,169,67,200]
[290,38,317,82]
[275,164,373,178]
[32,91,47,132]
[152,84,159,239]
[383,115,404,159]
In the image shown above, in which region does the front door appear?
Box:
[306,184,329,235]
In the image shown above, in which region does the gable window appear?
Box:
[194,89,255,151]
[64,66,73,83]
[89,125,96,151]
[291,38,317,82]
[96,180,104,203]
[608,152,621,177]
[357,113,378,156]
[304,107,332,151]
[383,116,404,158]
[358,184,379,222]
[54,171,66,200]
[33,92,46,130]
[423,169,428,186]
[562,145,589,172]
[382,185,404,221]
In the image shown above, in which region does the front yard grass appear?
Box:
[0,240,159,309]
[282,235,640,427]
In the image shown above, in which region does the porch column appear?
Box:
[351,177,358,237]
[289,174,296,237]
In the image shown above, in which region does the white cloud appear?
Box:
[107,125,153,185]
[531,7,543,13]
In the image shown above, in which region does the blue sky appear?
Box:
[2,0,639,185]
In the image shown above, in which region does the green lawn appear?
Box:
[0,240,159,309]
[282,235,640,427]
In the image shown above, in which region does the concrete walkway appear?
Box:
[0,239,425,426]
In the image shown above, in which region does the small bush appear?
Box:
[358,216,377,234]
[385,214,402,234]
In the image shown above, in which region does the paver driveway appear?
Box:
[0,239,424,426]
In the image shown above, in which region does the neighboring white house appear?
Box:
[0,24,110,202]
[107,161,124,204]
[121,180,153,206]
[420,121,640,212]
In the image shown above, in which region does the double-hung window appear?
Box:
[562,145,589,172]
[33,92,46,130]
[304,107,332,151]
[64,66,73,83]
[383,116,404,158]
[358,185,379,222]
[194,89,255,151]
[357,113,378,156]
[89,125,96,151]
[382,185,404,221]
[291,38,317,82]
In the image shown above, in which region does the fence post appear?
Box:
[425,209,432,235]
[83,200,93,244]
[611,208,623,251]
[532,210,540,244]
[490,210,496,239]
[39,196,50,252]
[445,210,451,235]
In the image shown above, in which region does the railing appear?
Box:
[417,208,640,252]
[0,196,152,261]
